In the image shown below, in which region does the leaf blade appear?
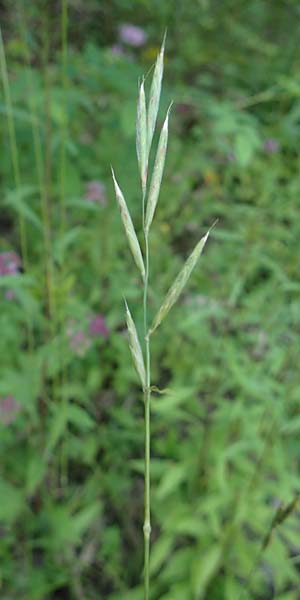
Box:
[191,545,222,598]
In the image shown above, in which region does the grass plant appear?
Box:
[112,39,212,599]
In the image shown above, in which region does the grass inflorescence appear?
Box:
[112,38,212,599]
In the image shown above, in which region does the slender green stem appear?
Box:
[0,24,33,350]
[42,8,58,345]
[59,0,69,489]
[0,26,27,265]
[143,233,151,600]
[143,235,149,337]
[18,1,55,326]
[60,0,68,232]
[142,189,146,232]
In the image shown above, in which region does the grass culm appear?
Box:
[112,38,212,599]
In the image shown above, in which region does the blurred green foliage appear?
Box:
[0,1,300,598]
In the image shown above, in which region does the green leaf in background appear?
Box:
[0,479,23,522]
[48,502,100,548]
[156,463,186,500]
[26,455,47,496]
[66,404,95,431]
[71,501,100,538]
[46,406,69,455]
[191,545,222,598]
[234,127,260,167]
[150,535,174,575]
[46,403,95,455]
[4,186,42,231]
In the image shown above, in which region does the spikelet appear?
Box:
[147,35,165,155]
[111,168,145,281]
[145,104,172,233]
[149,229,210,335]
[125,300,146,389]
[136,79,148,196]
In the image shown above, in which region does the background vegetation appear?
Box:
[0,1,300,598]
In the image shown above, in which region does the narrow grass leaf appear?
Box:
[191,545,222,598]
[125,300,146,389]
[145,104,172,233]
[136,79,148,195]
[150,535,174,575]
[111,168,145,281]
[147,35,165,154]
[149,229,210,335]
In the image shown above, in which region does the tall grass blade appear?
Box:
[59,0,68,233]
[111,168,145,281]
[0,23,34,350]
[17,1,55,324]
[0,26,28,267]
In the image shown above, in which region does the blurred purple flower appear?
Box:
[226,152,236,163]
[79,131,93,145]
[89,314,109,338]
[176,103,192,116]
[0,396,21,425]
[118,24,148,47]
[67,322,91,357]
[84,180,107,206]
[69,330,91,357]
[0,252,21,276]
[4,289,16,301]
[214,152,236,165]
[264,138,280,154]
[110,44,126,57]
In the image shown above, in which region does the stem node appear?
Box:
[143,521,152,538]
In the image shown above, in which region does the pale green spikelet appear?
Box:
[124,299,146,389]
[111,168,145,281]
[145,104,172,234]
[147,35,165,155]
[149,229,210,335]
[136,78,148,196]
